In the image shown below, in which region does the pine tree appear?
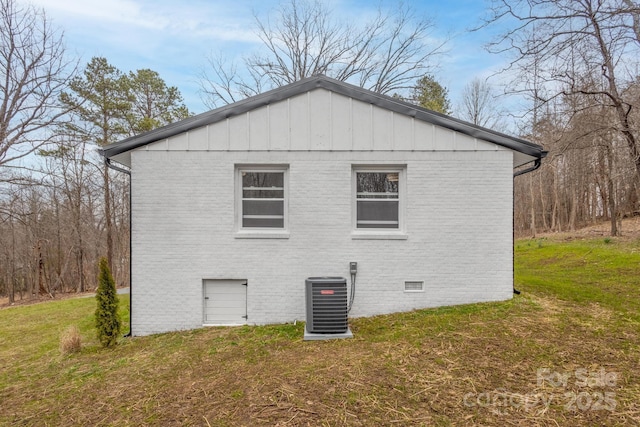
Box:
[95,257,121,347]
[411,74,452,115]
[60,58,131,272]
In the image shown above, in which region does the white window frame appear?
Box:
[235,165,289,239]
[351,165,407,240]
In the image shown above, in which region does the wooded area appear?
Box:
[0,0,189,303]
[503,0,640,236]
[1,0,639,302]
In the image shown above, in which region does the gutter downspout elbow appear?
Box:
[105,157,131,176]
[104,157,133,338]
[513,157,542,177]
[512,154,545,295]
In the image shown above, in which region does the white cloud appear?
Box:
[30,0,261,43]
[22,0,521,117]
[31,0,164,28]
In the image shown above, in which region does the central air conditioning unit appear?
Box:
[305,277,349,335]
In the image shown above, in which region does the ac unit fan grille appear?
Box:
[306,278,348,334]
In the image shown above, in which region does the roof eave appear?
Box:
[100,75,545,160]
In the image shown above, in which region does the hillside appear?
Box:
[0,235,639,426]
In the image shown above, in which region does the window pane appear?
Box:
[243,189,284,198]
[357,200,399,228]
[242,200,284,216]
[357,172,398,196]
[242,172,283,189]
[357,222,398,229]
[242,217,284,228]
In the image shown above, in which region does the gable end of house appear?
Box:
[100,75,546,166]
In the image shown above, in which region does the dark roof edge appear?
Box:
[100,75,545,159]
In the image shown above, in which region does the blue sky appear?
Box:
[30,0,514,117]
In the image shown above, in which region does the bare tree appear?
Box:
[458,78,503,129]
[0,56,188,302]
[39,137,98,293]
[0,0,74,166]
[512,84,640,237]
[484,0,640,180]
[199,0,446,108]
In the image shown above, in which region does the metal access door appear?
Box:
[203,280,247,325]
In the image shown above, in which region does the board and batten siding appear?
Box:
[129,88,515,336]
[142,89,508,154]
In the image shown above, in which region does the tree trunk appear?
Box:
[54,189,61,295]
[539,171,548,230]
[608,177,618,236]
[37,240,48,296]
[75,190,85,293]
[78,247,85,293]
[529,174,536,237]
[605,144,619,237]
[569,184,577,232]
[104,164,113,271]
[551,170,558,231]
[9,220,15,304]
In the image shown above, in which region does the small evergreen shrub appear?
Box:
[95,257,121,348]
[60,325,82,355]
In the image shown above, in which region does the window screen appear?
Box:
[356,172,399,229]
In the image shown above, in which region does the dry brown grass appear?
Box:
[2,293,638,426]
[518,216,640,241]
[59,325,82,355]
[1,237,639,426]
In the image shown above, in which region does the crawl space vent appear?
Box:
[404,281,424,292]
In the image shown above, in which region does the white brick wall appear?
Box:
[130,149,514,336]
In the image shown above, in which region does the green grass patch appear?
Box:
[1,238,639,426]
[515,238,640,317]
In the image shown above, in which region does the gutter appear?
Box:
[513,157,544,177]
[104,157,133,338]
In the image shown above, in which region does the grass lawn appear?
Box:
[1,236,639,426]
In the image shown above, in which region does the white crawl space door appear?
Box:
[203,279,247,325]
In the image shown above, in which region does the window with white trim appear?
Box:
[353,167,404,230]
[238,167,287,229]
